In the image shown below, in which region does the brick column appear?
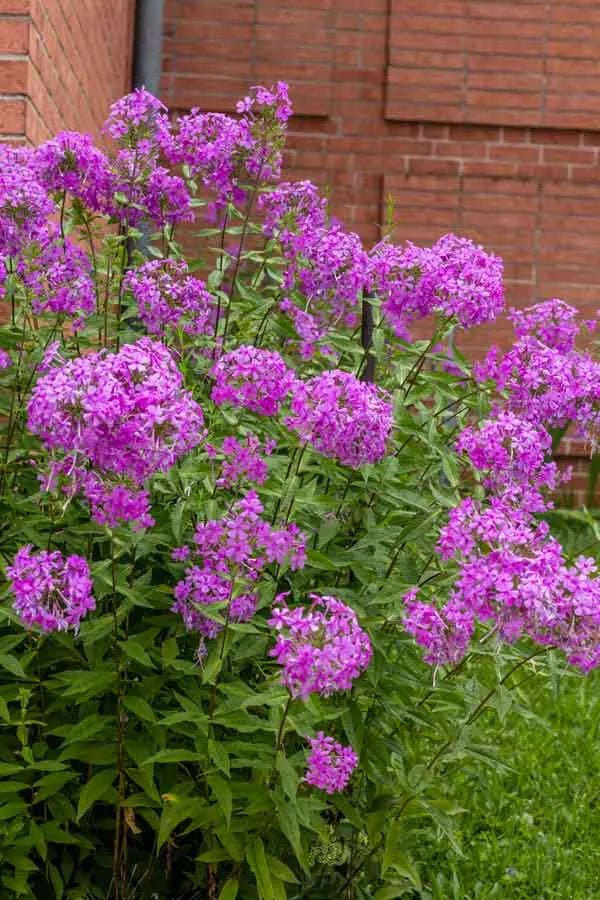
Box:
[0,0,135,146]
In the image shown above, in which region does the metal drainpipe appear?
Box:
[131,0,165,261]
[133,0,165,94]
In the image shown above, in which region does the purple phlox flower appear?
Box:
[124,258,215,337]
[286,369,393,468]
[0,146,54,255]
[305,732,358,794]
[213,433,273,489]
[210,345,297,416]
[17,227,95,320]
[509,298,580,353]
[0,349,12,370]
[103,87,171,152]
[475,336,600,439]
[28,338,205,529]
[403,590,473,666]
[6,545,95,633]
[268,593,371,699]
[456,411,563,512]
[172,492,306,640]
[32,131,114,214]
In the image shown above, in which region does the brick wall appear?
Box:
[162,0,600,501]
[0,0,135,146]
[161,0,600,356]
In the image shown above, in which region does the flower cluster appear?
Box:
[286,370,393,468]
[403,589,473,667]
[211,345,297,416]
[509,298,580,354]
[206,433,275,489]
[124,259,215,338]
[172,492,306,643]
[168,82,291,220]
[368,234,504,339]
[0,147,54,256]
[28,338,204,528]
[33,131,113,214]
[269,593,372,699]
[6,545,95,633]
[456,411,562,512]
[19,229,95,322]
[305,733,358,794]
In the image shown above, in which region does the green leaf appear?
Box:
[208,738,230,776]
[246,836,274,900]
[76,769,116,820]
[266,856,299,884]
[208,774,232,829]
[124,695,157,723]
[276,751,298,800]
[0,653,28,679]
[218,878,239,900]
[120,638,154,668]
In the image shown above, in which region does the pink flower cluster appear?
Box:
[407,301,600,672]
[6,545,95,633]
[206,433,276,489]
[211,345,297,416]
[124,259,215,338]
[368,233,504,339]
[456,411,563,512]
[286,369,393,469]
[259,182,366,356]
[27,338,204,529]
[19,229,95,322]
[172,491,306,642]
[268,593,372,699]
[305,732,358,794]
[167,82,291,219]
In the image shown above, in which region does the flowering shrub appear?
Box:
[0,82,599,899]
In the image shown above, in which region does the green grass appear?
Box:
[416,667,600,899]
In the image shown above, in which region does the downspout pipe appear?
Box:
[133,0,165,95]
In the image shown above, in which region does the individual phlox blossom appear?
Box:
[28,338,204,528]
[103,87,171,152]
[305,733,358,794]
[32,131,114,213]
[474,338,600,437]
[367,239,435,339]
[0,146,54,255]
[286,370,393,469]
[172,491,306,640]
[211,345,297,416]
[6,545,95,633]
[436,495,549,561]
[403,590,474,666]
[0,349,11,370]
[258,180,328,240]
[207,433,274,489]
[423,233,504,328]
[268,593,372,699]
[20,229,95,320]
[509,298,580,353]
[456,412,562,511]
[124,259,214,337]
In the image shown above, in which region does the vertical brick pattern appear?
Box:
[27,0,135,144]
[0,0,135,146]
[0,1,30,142]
